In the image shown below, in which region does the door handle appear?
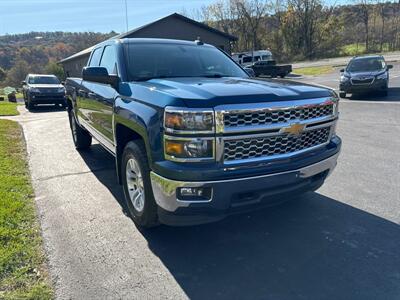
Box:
[77,89,86,97]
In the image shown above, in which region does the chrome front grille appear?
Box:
[223,127,330,162]
[350,78,374,85]
[223,104,333,128]
[215,97,338,164]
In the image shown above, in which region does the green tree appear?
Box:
[5,60,30,87]
[45,61,65,80]
[0,67,6,82]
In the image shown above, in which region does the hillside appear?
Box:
[0,31,117,87]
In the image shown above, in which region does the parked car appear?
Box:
[65,38,341,228]
[250,60,292,78]
[22,74,66,110]
[339,55,393,98]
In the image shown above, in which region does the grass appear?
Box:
[0,120,53,299]
[340,43,367,56]
[293,65,334,76]
[0,102,19,116]
[340,43,392,56]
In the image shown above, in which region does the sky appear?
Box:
[0,0,350,35]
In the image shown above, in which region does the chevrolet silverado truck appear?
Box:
[65,38,341,228]
[22,74,67,110]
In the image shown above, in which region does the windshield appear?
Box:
[347,58,386,72]
[124,43,248,81]
[28,76,60,84]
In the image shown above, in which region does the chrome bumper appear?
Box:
[150,152,339,213]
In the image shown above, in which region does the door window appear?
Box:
[100,46,118,75]
[89,47,103,67]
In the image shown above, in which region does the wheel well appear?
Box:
[115,124,144,184]
[66,97,73,111]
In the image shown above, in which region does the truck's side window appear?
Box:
[100,46,118,75]
[89,47,103,67]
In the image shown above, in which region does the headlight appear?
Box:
[164,136,214,162]
[340,75,350,82]
[164,107,214,133]
[30,88,40,93]
[376,72,388,80]
[57,88,65,93]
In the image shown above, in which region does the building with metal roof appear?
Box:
[60,13,237,77]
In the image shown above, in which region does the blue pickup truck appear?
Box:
[65,38,341,227]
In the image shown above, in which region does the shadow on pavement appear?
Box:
[80,144,400,300]
[347,87,400,102]
[27,104,66,113]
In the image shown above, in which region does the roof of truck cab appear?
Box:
[119,38,213,46]
[28,74,57,77]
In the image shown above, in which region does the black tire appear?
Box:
[68,109,92,149]
[339,92,346,98]
[121,140,158,228]
[27,100,35,111]
[279,74,286,78]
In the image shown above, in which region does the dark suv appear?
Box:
[22,74,66,110]
[339,55,393,98]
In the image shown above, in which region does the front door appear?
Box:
[88,45,118,150]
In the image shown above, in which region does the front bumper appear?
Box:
[151,151,340,226]
[29,93,66,104]
[340,78,387,93]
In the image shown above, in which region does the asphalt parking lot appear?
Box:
[4,71,400,299]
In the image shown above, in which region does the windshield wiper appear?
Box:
[133,74,233,81]
[201,74,233,78]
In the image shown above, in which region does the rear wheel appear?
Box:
[122,140,158,228]
[68,109,92,149]
[339,92,346,98]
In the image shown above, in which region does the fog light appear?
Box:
[177,187,212,201]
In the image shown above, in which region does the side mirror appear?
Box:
[21,80,26,85]
[339,68,345,73]
[82,67,119,88]
[387,64,393,70]
[244,67,255,77]
[61,81,65,85]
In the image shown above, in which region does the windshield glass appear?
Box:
[124,43,248,81]
[29,76,60,84]
[347,58,386,72]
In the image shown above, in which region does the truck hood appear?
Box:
[28,84,64,89]
[132,77,334,107]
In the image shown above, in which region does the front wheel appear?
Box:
[122,140,158,228]
[68,109,92,149]
[339,92,346,98]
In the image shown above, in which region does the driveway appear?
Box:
[8,87,400,299]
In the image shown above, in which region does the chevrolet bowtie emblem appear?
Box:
[279,123,305,136]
